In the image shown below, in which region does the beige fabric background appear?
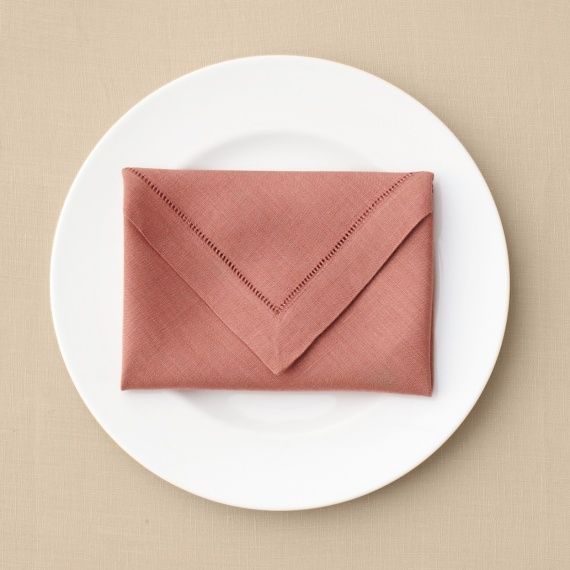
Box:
[2,1,569,568]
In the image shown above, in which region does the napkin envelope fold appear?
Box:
[122,168,434,394]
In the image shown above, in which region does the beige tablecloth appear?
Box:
[2,1,569,568]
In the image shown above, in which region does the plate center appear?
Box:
[177,130,381,433]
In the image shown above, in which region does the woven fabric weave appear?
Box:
[122,168,434,394]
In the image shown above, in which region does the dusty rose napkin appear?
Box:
[122,168,434,394]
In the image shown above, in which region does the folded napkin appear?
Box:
[122,168,434,394]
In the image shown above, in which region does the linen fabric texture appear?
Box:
[122,168,434,394]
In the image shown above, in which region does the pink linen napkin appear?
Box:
[122,168,434,394]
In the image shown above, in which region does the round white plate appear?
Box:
[50,56,509,510]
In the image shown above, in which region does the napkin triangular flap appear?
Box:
[123,168,433,375]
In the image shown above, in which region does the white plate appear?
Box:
[50,56,509,510]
